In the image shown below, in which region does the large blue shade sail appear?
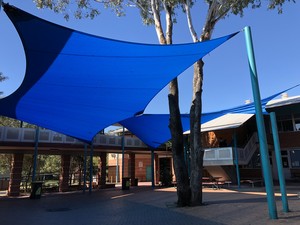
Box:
[0,4,238,143]
[120,86,298,148]
[120,113,221,148]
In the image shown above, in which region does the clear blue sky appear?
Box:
[0,0,299,115]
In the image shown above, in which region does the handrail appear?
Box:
[237,132,258,165]
[202,132,259,166]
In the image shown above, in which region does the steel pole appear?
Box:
[89,143,94,194]
[151,148,155,188]
[32,127,39,182]
[83,143,87,193]
[122,127,125,179]
[244,26,277,219]
[233,130,240,189]
[270,112,289,212]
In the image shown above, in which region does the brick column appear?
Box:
[59,154,71,192]
[8,153,24,196]
[129,153,136,186]
[99,152,107,186]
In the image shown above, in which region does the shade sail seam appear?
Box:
[27,49,208,58]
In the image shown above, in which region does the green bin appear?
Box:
[122,177,130,190]
[30,181,43,199]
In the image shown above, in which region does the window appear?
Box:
[277,115,294,132]
[294,113,300,131]
[290,150,300,168]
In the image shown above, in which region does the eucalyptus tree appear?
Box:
[182,0,294,205]
[136,0,191,206]
[33,0,294,206]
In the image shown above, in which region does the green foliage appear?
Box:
[0,116,36,128]
[0,116,21,127]
[21,154,61,179]
[0,154,12,176]
[268,0,296,13]
[32,0,295,23]
[38,155,61,174]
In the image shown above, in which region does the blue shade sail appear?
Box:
[120,86,299,148]
[120,113,221,148]
[0,4,238,143]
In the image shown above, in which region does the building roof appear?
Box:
[183,113,254,134]
[266,94,300,110]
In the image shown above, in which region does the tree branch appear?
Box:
[184,0,198,42]
[164,2,173,44]
[151,0,166,44]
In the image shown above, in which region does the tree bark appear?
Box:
[189,59,204,205]
[187,0,225,206]
[151,0,190,206]
[168,78,191,206]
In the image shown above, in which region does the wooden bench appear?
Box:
[240,179,263,188]
[202,177,224,189]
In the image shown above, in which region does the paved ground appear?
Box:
[0,183,300,225]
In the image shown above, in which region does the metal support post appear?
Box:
[270,112,289,212]
[244,26,277,219]
[233,130,240,188]
[83,143,87,193]
[151,148,155,188]
[89,143,94,194]
[32,127,39,182]
[122,127,125,179]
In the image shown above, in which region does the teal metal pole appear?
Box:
[116,154,119,183]
[32,127,40,182]
[122,127,125,180]
[83,143,87,193]
[233,130,240,189]
[89,143,94,194]
[270,112,289,212]
[244,26,277,219]
[151,148,155,188]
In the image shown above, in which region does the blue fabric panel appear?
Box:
[120,112,225,148]
[120,87,296,148]
[0,4,238,142]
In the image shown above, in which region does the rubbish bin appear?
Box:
[133,178,138,186]
[30,181,43,199]
[122,177,130,190]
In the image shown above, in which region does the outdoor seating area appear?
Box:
[202,176,225,189]
[1,2,300,223]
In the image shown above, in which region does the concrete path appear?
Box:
[0,184,299,225]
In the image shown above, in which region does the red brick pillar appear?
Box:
[129,153,136,186]
[8,153,24,196]
[59,154,71,192]
[99,152,107,186]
